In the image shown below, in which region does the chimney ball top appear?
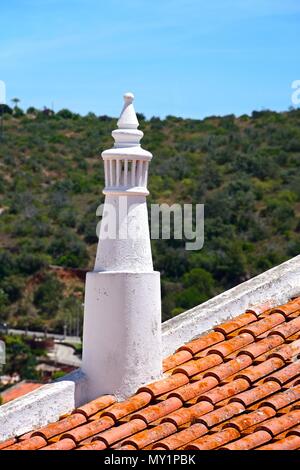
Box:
[124,92,134,104]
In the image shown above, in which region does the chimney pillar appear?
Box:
[81,93,162,401]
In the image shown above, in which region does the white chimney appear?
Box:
[82,92,162,401]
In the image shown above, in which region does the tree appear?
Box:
[33,273,64,318]
[11,97,20,108]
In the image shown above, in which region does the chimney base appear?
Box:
[82,271,162,401]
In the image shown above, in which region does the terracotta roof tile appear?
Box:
[61,416,114,443]
[130,397,182,423]
[0,437,17,450]
[118,444,137,450]
[1,381,43,403]
[138,373,188,397]
[260,386,300,412]
[74,395,116,418]
[203,355,252,382]
[173,353,223,377]
[220,430,272,450]
[4,436,47,451]
[2,296,300,452]
[230,381,281,407]
[197,402,245,428]
[168,376,218,402]
[223,406,276,432]
[256,409,300,436]
[102,392,152,421]
[257,434,300,450]
[286,425,300,437]
[268,316,300,340]
[197,378,250,404]
[31,413,87,440]
[269,339,300,362]
[207,333,254,358]
[237,335,284,360]
[122,422,177,449]
[239,313,285,338]
[77,440,107,451]
[264,362,300,385]
[214,312,257,336]
[152,423,208,450]
[92,419,146,446]
[163,350,193,372]
[161,401,214,427]
[178,331,225,355]
[271,298,300,317]
[236,357,284,384]
[40,438,77,451]
[186,428,240,450]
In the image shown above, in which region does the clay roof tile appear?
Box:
[163,350,193,372]
[173,354,223,377]
[61,416,114,443]
[161,401,214,427]
[268,316,300,340]
[259,385,300,411]
[122,422,177,449]
[203,355,252,382]
[207,333,254,358]
[256,409,300,436]
[168,376,218,402]
[197,402,245,428]
[236,357,284,384]
[257,434,300,450]
[197,378,249,404]
[31,413,87,440]
[229,381,281,407]
[178,331,225,355]
[3,436,47,451]
[239,313,285,338]
[268,339,300,362]
[130,397,182,424]
[220,430,272,450]
[223,406,276,432]
[40,438,77,451]
[214,312,257,336]
[138,373,188,397]
[152,423,208,450]
[92,418,146,447]
[74,395,116,418]
[237,335,284,360]
[264,362,300,386]
[101,392,152,421]
[186,428,240,450]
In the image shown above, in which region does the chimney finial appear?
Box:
[81,92,162,401]
[117,91,139,130]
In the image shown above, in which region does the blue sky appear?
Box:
[1,0,300,118]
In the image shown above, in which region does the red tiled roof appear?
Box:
[1,296,300,451]
[1,381,43,404]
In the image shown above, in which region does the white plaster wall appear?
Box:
[81,271,162,401]
[0,381,74,442]
[94,194,153,272]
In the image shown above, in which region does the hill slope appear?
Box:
[0,106,300,332]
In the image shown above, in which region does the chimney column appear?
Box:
[82,93,162,401]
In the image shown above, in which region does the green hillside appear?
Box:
[0,105,300,332]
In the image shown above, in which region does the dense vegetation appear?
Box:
[0,333,47,386]
[0,104,300,331]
